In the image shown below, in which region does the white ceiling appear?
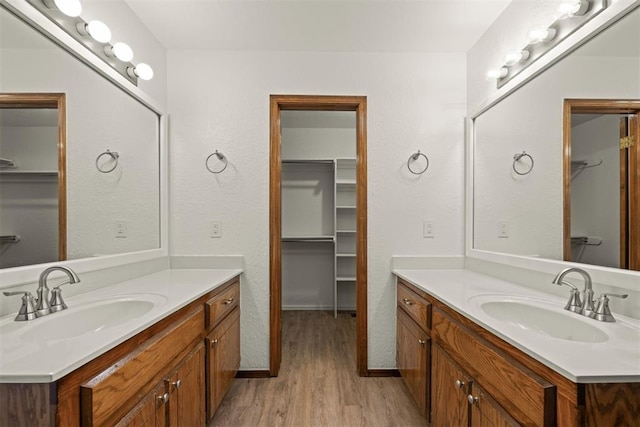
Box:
[123,0,512,52]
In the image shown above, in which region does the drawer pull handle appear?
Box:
[157,392,169,404]
[172,379,182,390]
[403,298,414,306]
[223,298,234,305]
[211,338,219,347]
[455,380,465,389]
[418,339,426,346]
[468,394,478,405]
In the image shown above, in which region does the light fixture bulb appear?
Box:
[486,67,508,80]
[527,28,557,44]
[111,42,134,62]
[128,63,154,81]
[504,50,530,66]
[556,0,590,19]
[86,20,112,43]
[45,0,82,17]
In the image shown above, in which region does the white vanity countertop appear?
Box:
[0,268,242,383]
[393,269,640,383]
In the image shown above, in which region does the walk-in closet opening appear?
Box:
[269,95,367,377]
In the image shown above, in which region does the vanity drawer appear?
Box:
[397,280,431,331]
[432,307,556,426]
[81,307,204,426]
[206,280,240,329]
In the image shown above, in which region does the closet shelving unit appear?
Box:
[281,157,357,317]
[334,158,356,317]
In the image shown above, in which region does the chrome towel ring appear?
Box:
[95,150,119,173]
[206,150,228,174]
[512,151,534,175]
[407,150,429,175]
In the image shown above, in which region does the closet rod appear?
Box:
[0,235,21,243]
[282,236,335,242]
[282,159,334,164]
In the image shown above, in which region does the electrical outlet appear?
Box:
[115,220,128,238]
[210,221,222,238]
[498,221,509,238]
[423,221,435,238]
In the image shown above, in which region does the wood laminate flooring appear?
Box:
[210,310,426,427]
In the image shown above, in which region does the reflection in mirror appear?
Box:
[473,6,640,271]
[0,6,160,269]
[565,102,640,271]
[0,94,66,268]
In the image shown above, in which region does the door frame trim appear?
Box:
[269,94,368,376]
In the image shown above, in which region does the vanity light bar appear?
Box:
[27,0,153,86]
[488,0,606,88]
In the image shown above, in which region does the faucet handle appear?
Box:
[2,291,38,321]
[589,293,629,322]
[48,280,75,313]
[557,280,582,313]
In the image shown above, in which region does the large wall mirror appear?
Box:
[0,6,160,270]
[473,5,640,272]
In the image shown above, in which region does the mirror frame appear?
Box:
[0,0,168,288]
[466,0,640,292]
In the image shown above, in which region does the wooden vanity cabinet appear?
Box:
[396,281,432,418]
[396,277,640,426]
[432,344,518,427]
[0,276,241,427]
[204,281,241,419]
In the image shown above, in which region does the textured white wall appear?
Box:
[167,50,466,369]
[473,53,639,259]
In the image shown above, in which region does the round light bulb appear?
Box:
[112,42,134,62]
[557,0,589,19]
[527,28,557,44]
[486,67,508,80]
[87,20,112,43]
[134,63,154,81]
[504,50,530,66]
[51,0,82,17]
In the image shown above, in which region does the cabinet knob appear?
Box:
[402,298,414,306]
[455,380,465,389]
[223,298,234,305]
[172,379,182,390]
[418,339,426,346]
[211,338,219,347]
[468,394,478,405]
[157,393,169,404]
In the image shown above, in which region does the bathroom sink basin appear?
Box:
[471,296,609,343]
[19,294,168,342]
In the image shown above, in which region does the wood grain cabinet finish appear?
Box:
[166,343,206,427]
[397,278,640,426]
[396,308,430,417]
[115,382,168,427]
[206,306,240,420]
[206,283,239,330]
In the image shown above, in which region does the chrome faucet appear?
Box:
[2,265,80,321]
[552,267,595,316]
[37,266,81,315]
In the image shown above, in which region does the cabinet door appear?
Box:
[116,382,168,427]
[397,309,430,416]
[206,307,240,419]
[431,345,470,427]
[168,343,205,427]
[470,383,520,427]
